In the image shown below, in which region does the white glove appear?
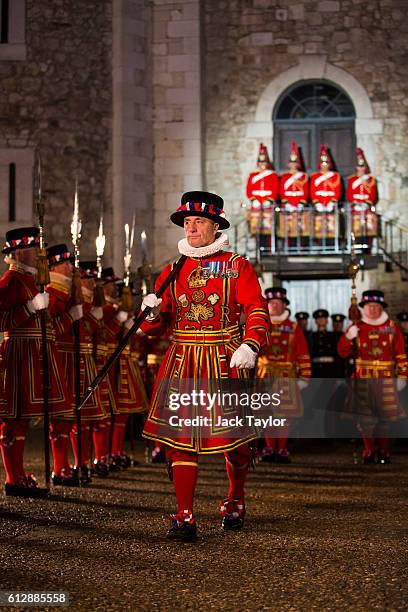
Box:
[90,306,103,321]
[230,343,257,369]
[116,310,128,324]
[69,304,83,321]
[397,379,406,392]
[346,325,359,340]
[297,379,309,391]
[141,293,162,321]
[124,317,134,331]
[27,292,49,313]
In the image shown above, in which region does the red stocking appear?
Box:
[70,424,91,466]
[50,420,72,474]
[0,420,29,484]
[92,418,110,461]
[225,444,249,500]
[167,448,198,513]
[111,414,128,455]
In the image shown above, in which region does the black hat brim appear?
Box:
[359,300,387,308]
[170,210,230,230]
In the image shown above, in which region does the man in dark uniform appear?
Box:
[310,309,337,378]
[295,312,310,333]
[331,314,347,378]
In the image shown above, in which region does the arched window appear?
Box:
[273,80,356,176]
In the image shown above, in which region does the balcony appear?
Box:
[232,204,385,279]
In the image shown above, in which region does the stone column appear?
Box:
[112,0,152,273]
[152,0,203,266]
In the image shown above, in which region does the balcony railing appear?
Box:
[232,203,381,258]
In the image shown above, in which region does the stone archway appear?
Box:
[243,56,383,179]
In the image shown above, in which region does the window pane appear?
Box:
[276,80,355,119]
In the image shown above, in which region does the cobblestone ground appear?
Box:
[0,434,407,611]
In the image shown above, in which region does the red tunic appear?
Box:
[103,303,148,415]
[257,317,311,417]
[246,169,279,235]
[142,250,270,453]
[310,171,341,208]
[279,171,309,210]
[346,174,378,207]
[47,278,108,421]
[0,267,73,419]
[338,317,408,422]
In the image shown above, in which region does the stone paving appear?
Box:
[0,437,407,610]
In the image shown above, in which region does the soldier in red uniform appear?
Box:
[278,142,310,247]
[0,228,74,496]
[279,142,309,211]
[46,244,84,486]
[145,331,173,463]
[338,290,408,464]
[246,143,279,251]
[102,268,148,470]
[68,261,108,480]
[347,148,378,252]
[310,145,341,245]
[141,191,269,541]
[257,288,311,463]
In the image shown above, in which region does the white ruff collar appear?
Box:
[178,233,229,258]
[81,286,93,298]
[105,295,118,306]
[49,271,72,290]
[361,311,389,326]
[5,255,37,276]
[271,309,290,323]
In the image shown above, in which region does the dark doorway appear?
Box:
[273,80,356,177]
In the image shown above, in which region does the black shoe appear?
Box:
[363,453,375,465]
[276,448,292,464]
[220,498,245,531]
[260,448,275,463]
[52,469,79,487]
[74,465,92,484]
[93,458,109,478]
[166,512,197,542]
[120,454,132,469]
[377,452,391,465]
[151,447,166,464]
[109,454,123,472]
[5,475,49,499]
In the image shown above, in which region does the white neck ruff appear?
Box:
[49,271,72,290]
[81,286,93,298]
[105,295,118,306]
[271,309,290,323]
[5,255,37,276]
[361,311,389,326]
[178,232,229,258]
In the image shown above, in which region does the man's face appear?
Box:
[298,318,308,331]
[104,281,117,299]
[184,216,219,248]
[400,321,408,333]
[363,303,383,320]
[356,166,365,176]
[268,299,285,317]
[258,161,269,171]
[52,261,73,277]
[320,162,329,173]
[333,321,344,333]
[316,316,328,330]
[14,247,39,268]
[288,161,298,173]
